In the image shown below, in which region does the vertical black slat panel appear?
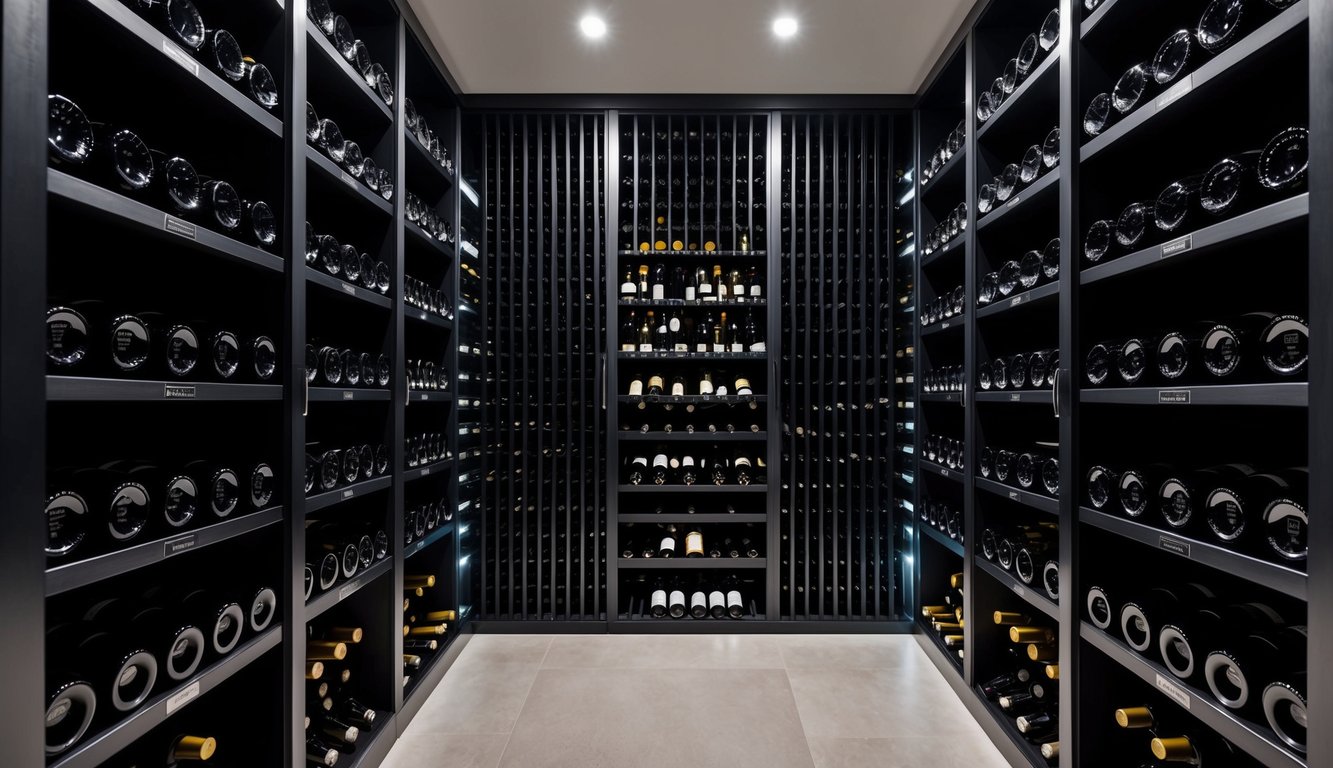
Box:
[650,115,658,248]
[747,115,755,246]
[869,115,883,619]
[503,116,514,617]
[801,115,813,618]
[858,115,870,618]
[522,115,534,619]
[0,0,46,762]
[563,114,573,620]
[877,114,890,619]
[481,118,491,616]
[507,114,519,618]
[782,116,793,619]
[554,113,564,618]
[578,114,588,618]
[594,114,605,619]
[817,115,829,619]
[390,17,406,715]
[831,116,841,616]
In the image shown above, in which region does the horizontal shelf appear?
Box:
[617,299,767,308]
[406,219,456,259]
[306,24,392,124]
[308,387,391,402]
[919,461,962,483]
[617,250,766,258]
[615,395,767,405]
[974,687,1051,768]
[617,557,767,570]
[1081,625,1307,768]
[975,281,1059,319]
[1080,194,1308,285]
[82,0,283,137]
[1079,0,1127,39]
[46,507,282,596]
[977,51,1059,143]
[307,147,393,216]
[306,268,394,309]
[49,626,282,768]
[920,317,965,336]
[1082,1,1308,161]
[1080,382,1308,407]
[46,376,281,402]
[976,167,1060,233]
[618,513,768,523]
[406,308,454,331]
[920,392,963,403]
[975,477,1059,516]
[406,129,456,185]
[306,556,393,620]
[618,431,767,441]
[305,475,393,513]
[920,523,965,558]
[406,522,456,559]
[920,233,966,268]
[48,170,284,273]
[974,389,1054,404]
[1080,506,1306,600]
[409,390,452,403]
[618,484,769,494]
[974,557,1059,621]
[921,148,966,200]
[618,351,767,360]
[403,460,452,482]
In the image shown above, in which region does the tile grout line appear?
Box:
[778,641,823,768]
[491,636,556,768]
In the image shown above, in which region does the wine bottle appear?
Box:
[668,579,687,618]
[166,734,216,763]
[627,456,648,485]
[620,269,637,302]
[689,575,710,619]
[652,453,670,485]
[649,577,668,618]
[1119,583,1216,653]
[638,311,654,352]
[658,525,677,557]
[685,528,704,557]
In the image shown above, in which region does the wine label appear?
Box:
[653,285,665,301]
[660,535,676,553]
[674,342,690,352]
[629,380,643,396]
[632,457,648,467]
[750,285,762,298]
[691,592,707,610]
[735,378,753,394]
[620,281,636,296]
[672,382,685,396]
[699,283,713,295]
[639,343,653,352]
[669,317,682,333]
[650,590,667,610]
[713,343,726,352]
[750,342,767,352]
[653,454,669,468]
[699,378,715,394]
[685,287,696,301]
[696,343,709,353]
[730,342,744,353]
[648,376,665,391]
[669,590,685,606]
[710,591,725,609]
[686,531,703,554]
[681,456,696,467]
[622,342,636,352]
[727,590,743,608]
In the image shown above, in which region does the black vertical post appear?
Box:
[282,0,308,764]
[390,14,407,715]
[961,28,978,688]
[0,0,46,763]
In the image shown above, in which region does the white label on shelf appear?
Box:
[942,241,951,252]
[339,579,361,601]
[342,489,354,500]
[343,391,354,400]
[341,283,356,297]
[1159,536,1191,558]
[164,533,198,557]
[421,467,431,476]
[1010,294,1024,307]
[1010,393,1020,402]
[166,680,201,715]
[1162,234,1192,258]
[340,170,358,189]
[1007,195,1022,209]
[161,38,200,77]
[1156,673,1191,710]
[1155,74,1194,109]
[419,312,429,322]
[164,385,196,399]
[1008,491,1021,502]
[460,427,469,435]
[939,468,949,478]
[941,321,950,330]
[1159,390,1191,404]
[164,215,197,240]
[1012,584,1025,597]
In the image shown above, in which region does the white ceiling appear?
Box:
[406,0,976,95]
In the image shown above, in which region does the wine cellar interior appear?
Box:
[2,0,1329,766]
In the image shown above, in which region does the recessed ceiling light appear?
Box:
[580,14,607,39]
[772,16,799,39]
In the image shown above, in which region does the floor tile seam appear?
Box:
[782,665,822,768]
[493,637,555,767]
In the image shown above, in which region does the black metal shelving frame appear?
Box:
[908,1,1330,767]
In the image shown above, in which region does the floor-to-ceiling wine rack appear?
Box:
[909,1,1327,767]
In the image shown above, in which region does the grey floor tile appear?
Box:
[778,635,924,670]
[454,635,555,665]
[807,736,1009,768]
[541,634,785,669]
[380,733,509,768]
[496,668,816,768]
[409,661,543,735]
[787,667,962,739]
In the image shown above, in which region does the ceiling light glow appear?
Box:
[580,14,607,39]
[772,16,799,39]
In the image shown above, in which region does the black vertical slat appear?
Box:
[871,116,884,619]
[650,115,658,248]
[505,115,518,618]
[817,115,829,618]
[801,115,813,618]
[565,113,575,620]
[832,117,843,617]
[593,114,604,619]
[520,115,533,619]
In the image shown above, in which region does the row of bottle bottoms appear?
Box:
[625,453,766,486]
[1086,313,1309,385]
[627,372,756,399]
[304,523,390,599]
[622,420,762,434]
[304,443,390,494]
[621,526,760,559]
[980,523,1061,601]
[620,264,764,303]
[647,576,751,619]
[47,303,277,381]
[45,459,275,559]
[621,310,766,353]
[1086,581,1307,754]
[45,586,277,756]
[405,496,452,544]
[1087,463,1307,563]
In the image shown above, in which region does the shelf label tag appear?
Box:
[1012,583,1025,597]
[1156,74,1194,109]
[342,489,354,500]
[1156,673,1191,710]
[164,534,198,557]
[1159,390,1191,404]
[1007,194,1022,209]
[420,312,429,321]
[941,321,951,330]
[939,468,949,478]
[1010,393,1021,402]
[338,579,360,601]
[343,391,354,400]
[1008,491,1021,502]
[166,680,201,715]
[942,241,951,252]
[1159,536,1191,558]
[421,467,431,476]
[1010,294,1025,307]
[161,38,200,77]
[164,215,197,240]
[341,283,356,297]
[164,385,196,399]
[1162,234,1192,259]
[340,170,358,188]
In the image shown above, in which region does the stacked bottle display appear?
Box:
[778,112,901,621]
[481,113,607,621]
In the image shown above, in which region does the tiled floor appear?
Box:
[382,634,1010,768]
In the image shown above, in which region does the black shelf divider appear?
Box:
[304,475,393,513]
[921,523,965,558]
[920,392,963,403]
[975,556,1059,620]
[921,233,967,268]
[406,129,455,185]
[616,484,769,494]
[406,219,455,258]
[921,147,966,199]
[307,146,394,216]
[976,51,1059,142]
[46,376,283,401]
[975,167,1061,232]
[617,558,767,570]
[974,281,1059,319]
[1079,382,1309,407]
[407,390,451,402]
[919,461,963,482]
[615,395,767,405]
[308,386,392,402]
[975,477,1060,516]
[306,267,395,308]
[616,431,767,441]
[46,507,283,596]
[974,389,1054,404]
[617,513,768,523]
[306,23,393,123]
[305,556,394,620]
[405,306,454,330]
[403,459,451,482]
[406,522,455,559]
[921,317,965,336]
